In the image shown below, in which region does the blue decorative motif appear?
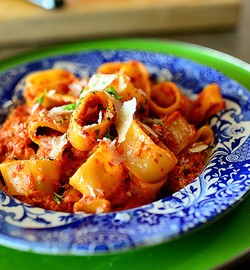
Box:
[0,50,249,254]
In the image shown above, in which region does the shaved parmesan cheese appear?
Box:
[50,134,68,159]
[40,137,51,149]
[88,74,118,91]
[138,88,146,96]
[96,207,104,214]
[102,137,114,146]
[40,134,68,160]
[141,123,158,138]
[116,98,137,143]
[87,74,128,94]
[69,78,88,96]
[47,89,56,96]
[30,103,40,114]
[105,110,114,120]
[87,184,97,198]
[48,105,73,115]
[118,75,128,92]
[189,144,208,153]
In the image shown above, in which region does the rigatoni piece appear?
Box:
[163,111,196,155]
[70,141,127,213]
[191,83,225,125]
[149,82,182,117]
[0,159,61,196]
[68,91,115,151]
[24,69,76,105]
[118,120,177,184]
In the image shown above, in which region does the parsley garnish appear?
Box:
[104,132,115,140]
[36,93,45,105]
[53,193,64,204]
[64,103,77,111]
[105,86,123,100]
[76,98,83,107]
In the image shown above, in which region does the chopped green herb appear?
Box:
[105,86,123,100]
[76,98,83,107]
[64,103,77,111]
[56,119,63,125]
[53,193,64,204]
[104,132,115,140]
[36,93,45,105]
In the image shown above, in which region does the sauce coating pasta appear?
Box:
[0,61,225,213]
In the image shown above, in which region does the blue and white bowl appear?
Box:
[0,49,249,255]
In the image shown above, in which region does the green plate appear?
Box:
[0,38,249,270]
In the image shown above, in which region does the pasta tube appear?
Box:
[192,125,214,145]
[130,174,166,202]
[115,77,149,117]
[24,69,76,105]
[119,60,151,96]
[29,108,70,146]
[188,125,214,153]
[118,120,177,184]
[0,159,61,196]
[98,60,151,96]
[191,83,225,125]
[68,91,115,151]
[70,141,126,213]
[38,91,77,109]
[97,61,123,74]
[163,111,196,155]
[149,82,182,117]
[74,198,111,213]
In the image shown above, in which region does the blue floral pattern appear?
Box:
[0,50,249,254]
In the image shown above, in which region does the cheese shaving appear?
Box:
[88,74,118,91]
[118,75,128,92]
[48,105,73,115]
[189,144,208,153]
[40,134,68,160]
[141,123,158,138]
[49,134,68,159]
[116,98,137,143]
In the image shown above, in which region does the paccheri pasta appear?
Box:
[0,60,225,213]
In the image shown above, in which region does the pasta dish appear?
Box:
[0,60,225,214]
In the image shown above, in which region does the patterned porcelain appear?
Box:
[0,50,249,254]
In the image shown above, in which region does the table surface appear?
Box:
[0,0,249,64]
[0,1,249,269]
[0,0,242,45]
